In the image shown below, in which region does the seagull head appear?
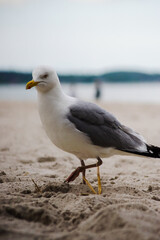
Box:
[26,66,59,92]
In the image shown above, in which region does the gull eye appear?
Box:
[40,73,48,79]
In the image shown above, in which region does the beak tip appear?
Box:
[26,79,37,90]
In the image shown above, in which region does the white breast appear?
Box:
[38,90,100,158]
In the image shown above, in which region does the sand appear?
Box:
[0,101,160,240]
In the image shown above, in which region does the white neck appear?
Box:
[37,81,66,102]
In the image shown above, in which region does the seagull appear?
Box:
[26,66,160,194]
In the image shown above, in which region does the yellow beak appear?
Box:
[26,80,38,90]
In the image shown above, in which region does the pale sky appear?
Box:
[0,0,160,74]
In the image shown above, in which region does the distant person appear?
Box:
[94,78,102,100]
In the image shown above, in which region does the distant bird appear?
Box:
[26,66,160,194]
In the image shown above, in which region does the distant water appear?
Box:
[0,82,160,103]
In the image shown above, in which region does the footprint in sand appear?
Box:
[37,157,56,163]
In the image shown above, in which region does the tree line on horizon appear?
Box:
[0,71,160,84]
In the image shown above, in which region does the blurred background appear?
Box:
[0,0,160,102]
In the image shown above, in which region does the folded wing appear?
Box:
[67,101,147,153]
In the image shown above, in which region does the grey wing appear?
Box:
[67,101,146,152]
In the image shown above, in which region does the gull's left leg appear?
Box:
[64,159,86,184]
[80,159,86,184]
[82,156,102,194]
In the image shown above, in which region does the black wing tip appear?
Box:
[123,144,160,158]
[146,144,160,158]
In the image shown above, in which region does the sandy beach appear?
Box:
[0,101,160,240]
